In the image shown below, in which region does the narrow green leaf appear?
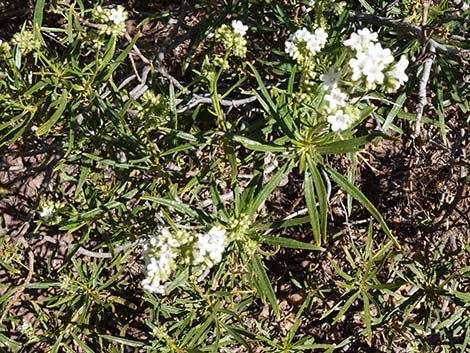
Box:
[141,196,199,219]
[229,134,287,152]
[185,305,220,347]
[99,35,116,72]
[103,33,140,81]
[247,162,292,218]
[450,289,470,303]
[382,92,407,133]
[247,62,296,138]
[362,292,372,346]
[333,290,361,324]
[317,132,396,154]
[221,324,255,353]
[358,0,375,13]
[304,166,321,246]
[287,65,297,94]
[255,215,310,231]
[50,334,63,353]
[285,294,312,344]
[307,159,328,243]
[247,62,277,114]
[33,0,46,32]
[249,254,280,319]
[100,335,144,347]
[75,165,90,197]
[36,90,68,136]
[328,258,354,282]
[70,332,94,353]
[0,333,20,349]
[326,166,400,249]
[63,200,122,224]
[261,235,324,251]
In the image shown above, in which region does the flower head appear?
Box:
[387,55,409,90]
[232,20,248,37]
[142,225,227,294]
[39,205,54,220]
[215,23,247,58]
[320,68,341,90]
[285,27,328,64]
[327,109,351,131]
[193,226,226,268]
[324,87,347,112]
[348,42,394,89]
[109,7,127,24]
[344,28,378,52]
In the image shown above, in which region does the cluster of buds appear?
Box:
[215,20,248,58]
[136,91,169,127]
[228,214,257,254]
[93,5,128,37]
[11,31,41,55]
[202,20,248,81]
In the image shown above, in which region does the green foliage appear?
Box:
[0,0,468,352]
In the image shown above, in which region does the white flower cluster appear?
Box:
[319,68,356,132]
[316,28,410,131]
[323,86,354,132]
[345,28,408,92]
[285,27,328,64]
[192,226,226,268]
[142,226,226,294]
[37,200,62,224]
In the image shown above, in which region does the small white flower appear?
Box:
[232,20,248,36]
[314,27,328,46]
[109,7,126,24]
[295,28,311,42]
[19,320,31,332]
[39,205,54,220]
[324,87,347,111]
[320,68,341,89]
[305,28,328,53]
[388,55,409,86]
[285,40,299,60]
[327,109,351,131]
[367,43,393,66]
[344,28,378,52]
[364,63,385,86]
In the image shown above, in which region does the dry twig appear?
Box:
[414,43,436,138]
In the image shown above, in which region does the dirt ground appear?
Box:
[1,1,469,351]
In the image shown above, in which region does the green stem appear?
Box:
[210,51,231,131]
